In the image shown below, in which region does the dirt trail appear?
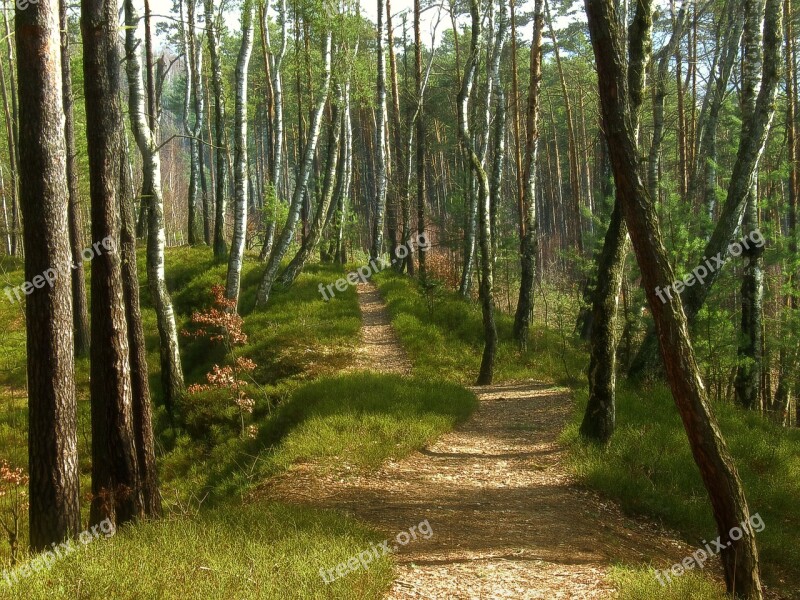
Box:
[268,281,700,598]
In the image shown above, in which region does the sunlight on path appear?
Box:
[267,287,697,598]
[351,282,413,375]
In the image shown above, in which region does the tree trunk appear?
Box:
[225,0,255,307]
[182,0,201,245]
[586,0,768,594]
[279,95,342,286]
[60,0,90,357]
[513,0,544,347]
[545,0,583,253]
[82,0,144,526]
[415,0,427,278]
[17,0,81,550]
[206,0,229,257]
[735,0,767,410]
[118,137,161,518]
[458,0,497,385]
[256,31,332,307]
[371,0,388,259]
[124,0,185,416]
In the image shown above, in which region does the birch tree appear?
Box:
[371,0,388,259]
[124,0,186,414]
[256,29,333,307]
[458,0,497,385]
[225,0,255,306]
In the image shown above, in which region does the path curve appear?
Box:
[266,281,702,598]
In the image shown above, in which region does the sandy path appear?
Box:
[266,281,701,598]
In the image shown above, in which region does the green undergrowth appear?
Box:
[1,248,477,599]
[3,502,393,599]
[372,269,800,598]
[562,381,800,597]
[372,270,585,385]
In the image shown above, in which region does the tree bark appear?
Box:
[124,0,185,415]
[371,0,389,260]
[225,0,255,307]
[17,0,81,550]
[256,31,332,307]
[513,0,544,348]
[82,0,144,526]
[60,0,90,357]
[735,0,767,410]
[586,0,767,594]
[206,0,229,257]
[119,136,161,518]
[458,0,497,385]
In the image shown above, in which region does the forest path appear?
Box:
[267,281,697,598]
[350,281,413,374]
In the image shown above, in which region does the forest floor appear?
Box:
[265,281,707,599]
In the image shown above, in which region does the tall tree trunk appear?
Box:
[118,137,161,518]
[225,0,255,307]
[17,0,81,550]
[182,0,201,245]
[256,31,332,307]
[60,0,90,357]
[206,0,229,257]
[586,0,769,594]
[545,0,583,253]
[458,0,497,385]
[279,96,342,286]
[775,0,798,417]
[371,0,388,259]
[124,0,185,416]
[513,0,544,348]
[387,0,405,266]
[735,0,767,410]
[82,0,144,526]
[415,0,427,278]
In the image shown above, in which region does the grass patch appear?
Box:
[607,564,726,600]
[0,250,479,598]
[372,270,585,385]
[562,380,800,597]
[3,502,393,599]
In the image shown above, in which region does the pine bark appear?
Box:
[83,0,145,526]
[586,0,766,594]
[17,0,81,549]
[60,0,90,357]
